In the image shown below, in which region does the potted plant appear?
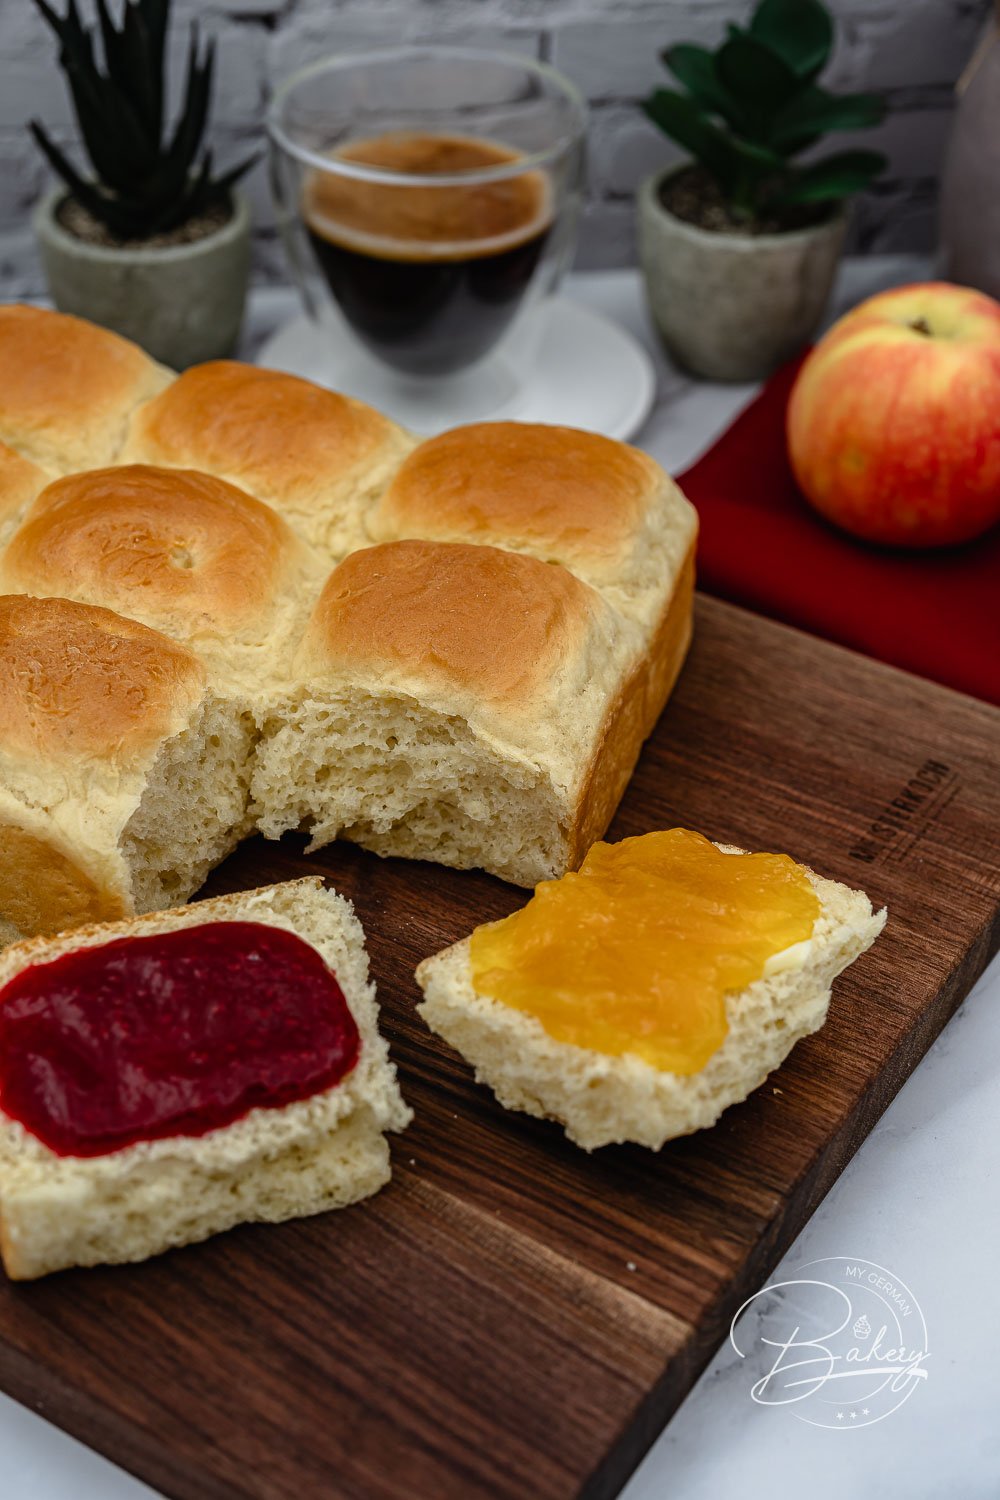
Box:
[638,0,886,381]
[30,0,257,368]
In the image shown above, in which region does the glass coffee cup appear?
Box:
[268,47,586,402]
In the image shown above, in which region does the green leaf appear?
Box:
[662,45,748,132]
[69,63,159,192]
[97,0,159,146]
[749,0,833,79]
[770,85,886,151]
[153,148,214,233]
[139,0,167,142]
[642,90,744,199]
[29,119,94,206]
[159,29,214,188]
[773,148,887,205]
[30,120,137,237]
[716,31,802,138]
[29,0,248,238]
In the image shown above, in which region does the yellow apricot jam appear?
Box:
[469,827,821,1073]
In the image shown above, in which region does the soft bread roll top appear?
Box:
[369,421,699,626]
[373,421,661,566]
[0,305,172,472]
[0,465,324,688]
[297,539,630,756]
[0,593,205,769]
[121,361,414,561]
[0,441,50,543]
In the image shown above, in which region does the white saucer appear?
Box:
[255,296,656,439]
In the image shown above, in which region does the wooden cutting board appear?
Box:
[0,595,997,1500]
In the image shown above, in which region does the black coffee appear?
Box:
[303,133,552,377]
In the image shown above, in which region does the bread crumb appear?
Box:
[626,1260,637,1272]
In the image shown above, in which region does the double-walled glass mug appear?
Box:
[267,47,586,420]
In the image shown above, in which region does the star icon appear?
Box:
[850,1411,857,1420]
[836,1412,844,1420]
[862,1408,870,1416]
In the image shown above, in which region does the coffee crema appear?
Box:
[303,132,553,376]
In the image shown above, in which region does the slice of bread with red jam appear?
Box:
[0,876,411,1279]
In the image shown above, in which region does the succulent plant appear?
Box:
[642,0,887,223]
[30,0,257,241]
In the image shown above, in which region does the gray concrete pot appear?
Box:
[637,166,847,382]
[34,188,251,369]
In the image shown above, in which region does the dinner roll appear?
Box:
[0,876,411,1279]
[0,440,50,546]
[369,421,698,631]
[0,595,255,945]
[251,539,649,886]
[121,360,415,562]
[0,304,172,472]
[0,464,325,699]
[369,421,697,734]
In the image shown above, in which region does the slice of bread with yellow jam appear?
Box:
[415,829,885,1151]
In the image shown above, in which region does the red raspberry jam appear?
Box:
[0,921,360,1157]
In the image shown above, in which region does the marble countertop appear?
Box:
[1,260,996,1500]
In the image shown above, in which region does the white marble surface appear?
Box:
[1,261,996,1500]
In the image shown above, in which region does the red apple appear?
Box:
[787,282,1000,547]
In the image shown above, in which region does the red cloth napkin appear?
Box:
[677,355,1000,706]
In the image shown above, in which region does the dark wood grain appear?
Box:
[0,595,997,1500]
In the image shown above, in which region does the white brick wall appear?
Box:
[0,0,989,295]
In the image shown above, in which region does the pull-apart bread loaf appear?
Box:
[0,595,254,946]
[0,304,172,473]
[0,464,325,702]
[0,304,698,928]
[417,830,886,1150]
[0,877,411,1278]
[252,538,650,886]
[120,360,415,563]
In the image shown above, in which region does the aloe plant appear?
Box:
[29,0,256,240]
[642,0,887,223]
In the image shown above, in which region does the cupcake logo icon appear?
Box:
[729,1257,929,1429]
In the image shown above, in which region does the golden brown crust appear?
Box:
[0,305,170,471]
[298,539,596,707]
[124,361,403,510]
[568,651,649,868]
[0,820,127,939]
[641,542,695,735]
[372,421,663,564]
[3,465,295,632]
[568,541,696,865]
[0,594,205,766]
